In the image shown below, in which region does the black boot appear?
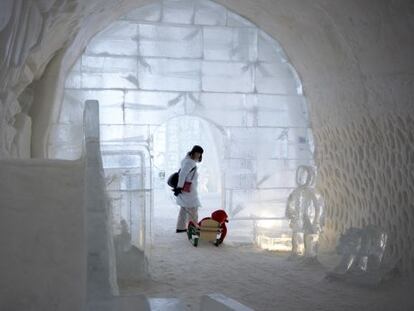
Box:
[176,229,187,233]
[214,239,223,246]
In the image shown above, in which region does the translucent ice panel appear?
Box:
[202,61,254,92]
[199,92,246,110]
[285,127,312,145]
[225,140,260,159]
[62,89,124,107]
[224,127,312,160]
[256,109,305,127]
[162,0,195,24]
[124,90,188,110]
[81,72,138,89]
[255,62,301,94]
[124,90,182,108]
[65,71,81,88]
[255,188,296,201]
[253,94,306,111]
[227,128,289,146]
[258,32,286,62]
[227,11,254,27]
[124,90,183,124]
[81,56,136,73]
[227,139,292,160]
[85,22,138,56]
[100,124,150,142]
[102,154,142,168]
[194,109,248,127]
[99,105,124,124]
[227,189,292,217]
[122,3,162,22]
[255,160,314,189]
[289,143,313,159]
[266,158,313,171]
[252,95,308,127]
[85,38,137,56]
[125,109,170,125]
[270,141,312,160]
[105,168,143,191]
[231,127,307,142]
[203,27,257,61]
[255,169,297,189]
[138,58,201,91]
[225,172,256,189]
[194,0,227,25]
[138,24,202,58]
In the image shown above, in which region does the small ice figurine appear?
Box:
[334,225,388,274]
[286,165,324,258]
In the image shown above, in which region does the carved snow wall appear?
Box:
[316,114,414,275]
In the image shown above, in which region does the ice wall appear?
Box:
[315,115,414,273]
[0,0,413,274]
[0,101,120,310]
[0,158,86,311]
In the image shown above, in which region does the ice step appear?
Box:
[87,295,150,311]
[148,298,186,310]
[87,296,185,311]
[201,293,255,311]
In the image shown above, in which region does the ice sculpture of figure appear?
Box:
[114,219,132,253]
[333,227,363,274]
[359,225,388,272]
[285,165,324,258]
[114,219,148,281]
[332,225,388,275]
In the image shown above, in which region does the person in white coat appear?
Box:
[174,145,204,233]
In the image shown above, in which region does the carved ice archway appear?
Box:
[51,0,314,245]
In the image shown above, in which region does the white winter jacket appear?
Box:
[175,155,201,208]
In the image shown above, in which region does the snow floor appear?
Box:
[120,217,414,311]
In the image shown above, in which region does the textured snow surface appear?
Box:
[122,219,414,311]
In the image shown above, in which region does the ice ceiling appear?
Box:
[49,0,314,243]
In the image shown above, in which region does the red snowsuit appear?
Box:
[189,209,229,243]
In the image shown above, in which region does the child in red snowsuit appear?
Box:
[188,209,229,246]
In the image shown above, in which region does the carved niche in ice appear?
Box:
[285,165,324,258]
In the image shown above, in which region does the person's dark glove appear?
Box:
[173,187,182,196]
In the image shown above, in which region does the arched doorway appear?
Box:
[49,0,314,276]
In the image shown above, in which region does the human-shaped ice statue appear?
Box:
[285,165,324,258]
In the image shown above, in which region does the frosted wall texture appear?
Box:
[50,0,313,234]
[315,114,414,274]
